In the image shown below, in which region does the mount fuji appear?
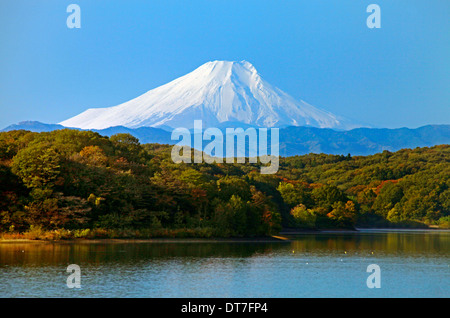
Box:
[4,61,449,156]
[59,60,361,130]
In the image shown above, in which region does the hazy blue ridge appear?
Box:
[2,121,449,156]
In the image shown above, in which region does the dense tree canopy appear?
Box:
[0,129,448,238]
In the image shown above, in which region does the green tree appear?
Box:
[290,204,316,228]
[110,133,143,163]
[372,182,404,217]
[217,176,251,201]
[312,185,347,210]
[277,182,313,208]
[11,143,61,189]
[327,200,357,228]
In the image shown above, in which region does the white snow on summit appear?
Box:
[60,60,359,130]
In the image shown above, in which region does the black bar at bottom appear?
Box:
[0,298,443,316]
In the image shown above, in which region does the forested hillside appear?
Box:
[0,129,448,239]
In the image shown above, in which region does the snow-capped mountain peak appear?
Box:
[59,60,359,130]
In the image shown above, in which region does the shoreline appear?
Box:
[280,227,450,235]
[0,235,292,244]
[1,227,448,244]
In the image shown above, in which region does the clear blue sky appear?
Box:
[1,0,449,129]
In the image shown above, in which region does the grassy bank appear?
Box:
[0,226,221,241]
[2,223,447,242]
[0,226,290,241]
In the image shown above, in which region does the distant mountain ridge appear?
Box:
[2,121,449,156]
[1,121,173,145]
[279,124,450,156]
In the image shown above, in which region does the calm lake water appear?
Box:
[0,229,448,298]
